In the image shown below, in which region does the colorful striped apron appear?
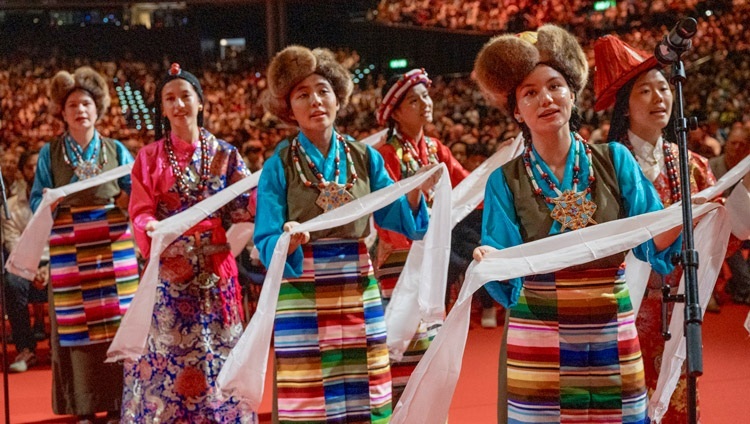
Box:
[504,265,647,424]
[274,239,391,423]
[376,248,441,406]
[49,204,139,347]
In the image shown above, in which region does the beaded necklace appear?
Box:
[164,128,211,202]
[396,133,439,177]
[62,134,108,180]
[523,133,598,231]
[621,135,681,204]
[291,133,358,211]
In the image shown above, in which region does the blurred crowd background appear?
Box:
[2,0,750,193]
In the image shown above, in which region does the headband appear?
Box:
[377,68,432,126]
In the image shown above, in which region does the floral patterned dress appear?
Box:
[123,129,257,423]
[628,135,716,423]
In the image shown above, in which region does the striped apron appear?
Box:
[49,204,139,347]
[504,265,647,424]
[376,249,441,406]
[275,239,391,423]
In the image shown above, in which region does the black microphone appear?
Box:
[654,17,698,65]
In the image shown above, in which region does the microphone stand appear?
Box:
[0,170,12,424]
[664,49,702,424]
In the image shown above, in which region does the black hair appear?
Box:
[383,73,406,141]
[607,70,676,145]
[18,149,40,172]
[154,65,205,140]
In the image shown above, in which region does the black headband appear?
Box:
[154,63,204,140]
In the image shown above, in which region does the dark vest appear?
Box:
[49,136,122,207]
[501,143,627,270]
[281,136,372,241]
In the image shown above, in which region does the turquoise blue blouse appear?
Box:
[30,131,134,213]
[255,130,429,278]
[481,138,681,307]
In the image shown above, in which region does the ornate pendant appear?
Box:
[549,190,598,232]
[74,161,102,180]
[315,182,354,212]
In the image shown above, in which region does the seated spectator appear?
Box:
[2,149,49,373]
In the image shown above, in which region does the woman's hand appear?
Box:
[145,219,159,233]
[43,188,63,212]
[284,221,310,255]
[115,190,130,211]
[407,163,441,210]
[473,245,492,262]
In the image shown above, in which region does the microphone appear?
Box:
[654,17,698,65]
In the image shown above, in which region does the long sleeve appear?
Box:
[29,143,54,213]
[480,168,525,307]
[128,145,159,258]
[610,142,681,275]
[435,138,469,186]
[368,144,429,240]
[114,140,135,194]
[253,153,302,277]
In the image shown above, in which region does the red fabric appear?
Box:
[593,35,660,111]
[376,134,468,265]
[636,148,716,423]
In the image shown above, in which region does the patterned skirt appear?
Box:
[48,204,138,415]
[636,268,697,423]
[502,266,647,424]
[376,248,440,407]
[275,239,391,423]
[49,204,139,346]
[121,219,255,424]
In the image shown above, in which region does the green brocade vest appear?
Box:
[280,137,372,241]
[501,143,627,270]
[49,136,122,207]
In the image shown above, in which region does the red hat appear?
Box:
[593,35,659,111]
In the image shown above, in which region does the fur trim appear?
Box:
[264,46,353,125]
[49,66,110,120]
[473,25,588,113]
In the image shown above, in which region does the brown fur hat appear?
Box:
[264,46,353,125]
[49,66,110,121]
[473,25,588,113]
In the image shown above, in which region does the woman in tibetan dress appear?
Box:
[255,46,432,424]
[373,68,468,404]
[123,63,256,423]
[30,67,138,424]
[472,26,683,424]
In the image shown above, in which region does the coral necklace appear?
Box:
[164,129,211,202]
[396,133,438,177]
[523,133,598,231]
[291,133,358,212]
[622,136,681,205]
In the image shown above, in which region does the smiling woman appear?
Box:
[124,63,256,423]
[373,68,468,404]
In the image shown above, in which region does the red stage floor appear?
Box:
[3,303,749,423]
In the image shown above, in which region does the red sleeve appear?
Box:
[435,139,469,187]
[377,143,403,181]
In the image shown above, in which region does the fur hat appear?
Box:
[49,66,110,120]
[473,25,589,113]
[593,35,659,111]
[264,46,353,125]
